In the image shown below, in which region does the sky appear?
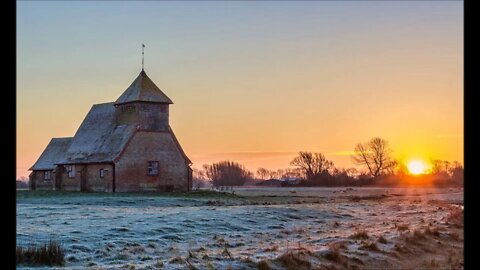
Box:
[17,1,463,179]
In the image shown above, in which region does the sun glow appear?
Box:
[406,159,430,175]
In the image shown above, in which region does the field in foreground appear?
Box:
[16,187,463,269]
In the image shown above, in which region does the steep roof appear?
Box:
[168,126,192,165]
[115,70,173,105]
[30,137,73,170]
[58,102,136,164]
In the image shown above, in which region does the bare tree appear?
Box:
[351,137,396,178]
[345,168,359,178]
[192,168,208,189]
[282,168,304,179]
[16,176,29,189]
[267,169,285,179]
[290,152,333,180]
[256,168,270,180]
[449,161,464,185]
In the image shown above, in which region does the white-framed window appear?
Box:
[44,171,51,180]
[99,169,105,178]
[148,161,159,176]
[66,165,75,178]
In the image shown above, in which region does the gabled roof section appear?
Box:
[58,102,136,164]
[30,137,73,170]
[115,70,173,105]
[168,126,192,165]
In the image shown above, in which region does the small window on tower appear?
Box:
[44,171,51,180]
[122,105,136,113]
[148,161,159,176]
[99,169,105,178]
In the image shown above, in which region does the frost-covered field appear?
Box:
[17,187,463,269]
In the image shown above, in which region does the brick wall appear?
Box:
[115,131,190,192]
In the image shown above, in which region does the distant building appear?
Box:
[256,179,283,187]
[281,177,302,185]
[29,69,192,192]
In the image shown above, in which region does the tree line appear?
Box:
[192,137,463,188]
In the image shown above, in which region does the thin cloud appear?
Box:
[327,150,356,156]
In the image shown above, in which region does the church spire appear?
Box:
[142,44,145,71]
[115,69,173,105]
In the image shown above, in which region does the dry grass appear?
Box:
[222,245,233,259]
[328,241,347,250]
[421,250,463,269]
[16,241,65,266]
[424,226,440,237]
[264,245,279,252]
[349,229,369,239]
[377,235,388,244]
[448,231,460,240]
[394,244,410,254]
[396,224,409,231]
[422,259,441,269]
[276,251,312,270]
[446,207,463,228]
[413,229,427,240]
[153,260,164,268]
[257,260,272,270]
[169,256,184,264]
[361,241,380,252]
[185,259,198,270]
[323,243,346,265]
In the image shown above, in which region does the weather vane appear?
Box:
[142,44,145,70]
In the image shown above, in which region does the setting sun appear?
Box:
[407,160,430,175]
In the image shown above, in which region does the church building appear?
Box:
[29,68,192,192]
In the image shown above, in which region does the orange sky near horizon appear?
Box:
[16,2,463,179]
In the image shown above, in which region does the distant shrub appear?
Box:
[203,161,253,187]
[16,241,65,266]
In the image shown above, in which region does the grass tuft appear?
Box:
[264,245,279,252]
[257,260,272,270]
[323,243,347,265]
[377,235,388,244]
[424,226,440,237]
[396,223,409,231]
[413,229,426,240]
[16,240,65,266]
[222,245,233,259]
[446,207,463,228]
[276,251,311,270]
[361,241,380,252]
[349,229,369,239]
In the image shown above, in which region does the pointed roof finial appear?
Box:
[142,44,145,71]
